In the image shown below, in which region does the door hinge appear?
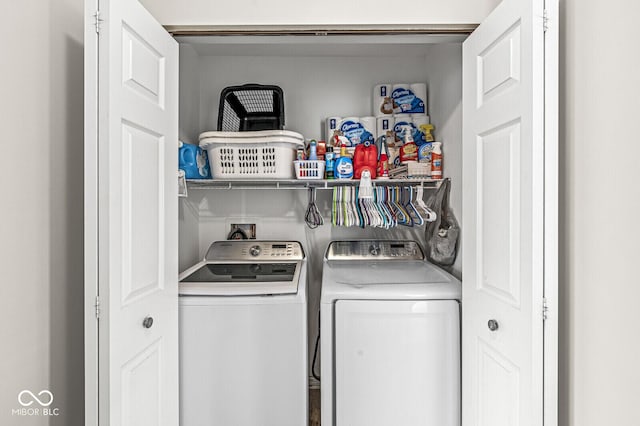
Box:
[95,296,100,320]
[542,297,549,321]
[94,10,103,34]
[543,9,549,33]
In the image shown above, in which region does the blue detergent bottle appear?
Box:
[334,144,353,180]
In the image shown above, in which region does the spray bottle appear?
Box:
[399,126,418,163]
[431,142,443,179]
[419,124,435,142]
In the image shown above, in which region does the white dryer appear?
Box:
[179,240,308,426]
[321,240,461,426]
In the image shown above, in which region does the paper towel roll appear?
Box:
[391,83,409,114]
[392,83,426,114]
[411,114,430,128]
[393,115,414,145]
[339,117,376,146]
[411,114,431,145]
[410,83,427,114]
[325,116,342,143]
[377,116,395,142]
[339,117,362,146]
[388,147,401,169]
[373,84,394,116]
[360,116,377,140]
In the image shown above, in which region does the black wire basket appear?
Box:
[217,84,285,132]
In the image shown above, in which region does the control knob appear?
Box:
[249,245,261,257]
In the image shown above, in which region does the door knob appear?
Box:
[487,319,499,331]
[142,316,154,329]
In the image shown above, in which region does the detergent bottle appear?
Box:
[179,141,211,179]
[353,138,378,179]
[334,144,354,180]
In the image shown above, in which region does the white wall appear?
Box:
[559,1,640,425]
[0,0,84,425]
[424,43,464,275]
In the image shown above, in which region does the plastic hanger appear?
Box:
[392,187,410,226]
[334,186,342,227]
[384,187,398,227]
[405,187,424,226]
[342,186,348,227]
[372,187,385,228]
[416,185,437,222]
[354,186,364,228]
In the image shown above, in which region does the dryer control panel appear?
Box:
[325,240,424,261]
[205,241,305,261]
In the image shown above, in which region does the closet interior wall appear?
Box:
[176,37,464,375]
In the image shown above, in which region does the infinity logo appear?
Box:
[18,390,54,407]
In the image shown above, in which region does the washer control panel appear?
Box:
[325,240,424,261]
[205,241,304,261]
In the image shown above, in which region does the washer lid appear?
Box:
[321,260,461,302]
[179,260,302,296]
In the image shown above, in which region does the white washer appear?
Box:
[321,240,461,426]
[179,241,308,426]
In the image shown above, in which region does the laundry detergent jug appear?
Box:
[179,142,211,179]
[334,144,354,180]
[353,140,378,179]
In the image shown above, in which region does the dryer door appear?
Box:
[334,300,460,426]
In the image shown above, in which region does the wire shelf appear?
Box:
[185,178,443,190]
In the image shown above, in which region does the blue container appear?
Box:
[335,156,354,180]
[179,142,211,179]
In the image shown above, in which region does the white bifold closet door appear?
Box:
[85,0,179,424]
[462,0,551,425]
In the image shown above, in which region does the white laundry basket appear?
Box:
[199,130,304,179]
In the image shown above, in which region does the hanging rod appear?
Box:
[185,178,442,191]
[167,24,476,37]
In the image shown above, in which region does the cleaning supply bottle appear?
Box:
[377,152,390,179]
[325,147,335,179]
[376,135,390,179]
[431,142,443,179]
[419,124,435,142]
[308,139,318,161]
[399,126,418,163]
[334,144,353,180]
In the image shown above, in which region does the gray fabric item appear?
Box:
[425,178,459,266]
